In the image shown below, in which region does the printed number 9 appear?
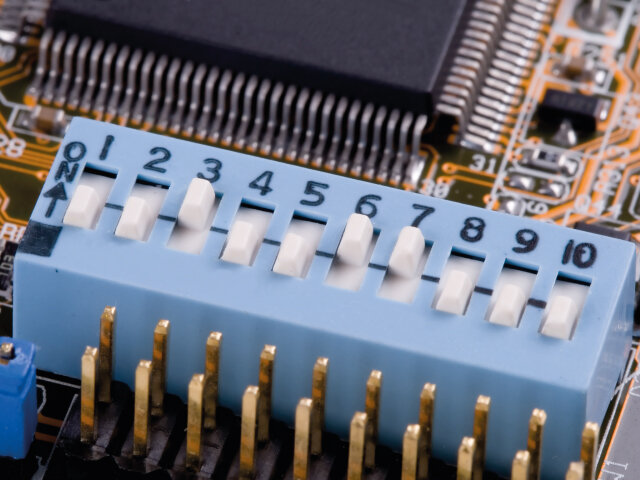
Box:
[512,229,539,253]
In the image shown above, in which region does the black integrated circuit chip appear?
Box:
[574,221,632,242]
[537,88,605,132]
[47,0,472,114]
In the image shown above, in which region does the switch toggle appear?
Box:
[336,213,373,266]
[388,226,425,278]
[273,217,324,278]
[433,254,483,315]
[115,182,167,241]
[221,206,272,266]
[63,171,114,229]
[177,178,216,231]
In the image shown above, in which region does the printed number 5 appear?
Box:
[300,181,329,206]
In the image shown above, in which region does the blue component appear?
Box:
[14,118,635,478]
[0,337,37,459]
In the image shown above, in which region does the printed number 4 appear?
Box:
[249,171,274,196]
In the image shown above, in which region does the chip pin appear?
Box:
[80,346,99,443]
[347,412,372,480]
[402,424,427,480]
[527,409,546,480]
[294,398,314,480]
[364,370,382,468]
[151,319,170,417]
[240,385,261,480]
[258,345,276,443]
[204,331,222,430]
[472,395,490,480]
[566,461,585,480]
[186,373,205,470]
[580,422,598,480]
[419,383,436,478]
[311,357,328,455]
[97,306,116,403]
[457,436,476,480]
[133,359,152,456]
[511,450,531,480]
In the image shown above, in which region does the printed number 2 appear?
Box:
[144,147,171,173]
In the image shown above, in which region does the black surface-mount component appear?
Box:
[574,221,632,242]
[538,88,608,132]
[0,240,17,301]
[46,0,471,115]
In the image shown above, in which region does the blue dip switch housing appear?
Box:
[0,337,37,459]
[14,118,635,478]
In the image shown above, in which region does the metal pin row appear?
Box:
[448,0,558,153]
[80,305,600,479]
[26,30,428,188]
[80,307,172,451]
[558,422,598,480]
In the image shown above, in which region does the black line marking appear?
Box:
[315,251,335,259]
[474,286,493,296]
[263,238,281,246]
[527,298,547,309]
[18,221,61,257]
[158,215,177,222]
[84,165,117,179]
[420,275,439,283]
[368,263,387,271]
[210,227,229,234]
[105,203,123,211]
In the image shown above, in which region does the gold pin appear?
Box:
[294,398,314,480]
[240,385,260,480]
[97,306,115,403]
[347,412,371,480]
[527,409,546,480]
[364,370,382,469]
[0,342,14,365]
[151,319,170,417]
[472,395,490,480]
[133,359,152,456]
[258,345,276,443]
[80,346,99,443]
[311,357,328,455]
[204,332,222,430]
[402,424,427,480]
[186,373,205,470]
[566,461,585,480]
[580,422,598,480]
[419,383,436,478]
[457,437,476,480]
[511,450,531,480]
